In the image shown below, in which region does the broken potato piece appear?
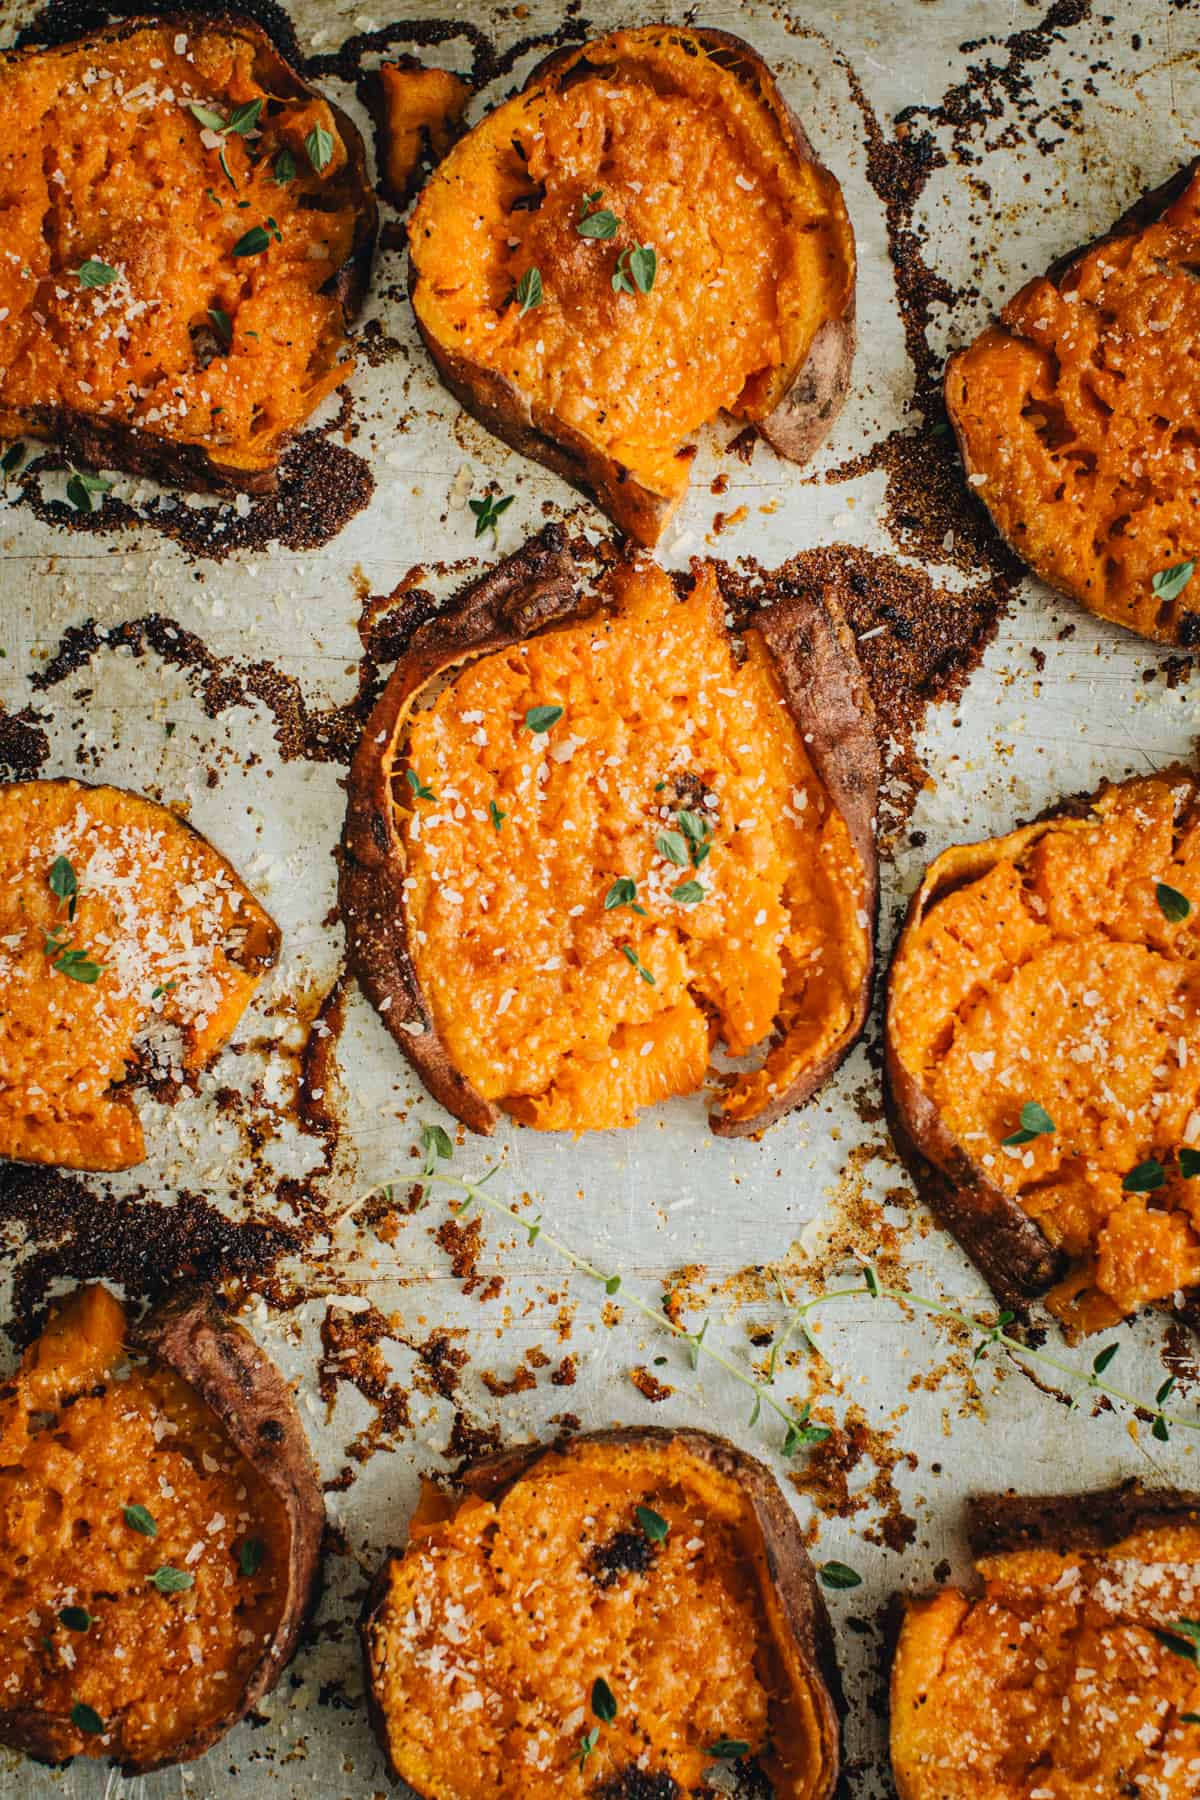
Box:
[0,1284,324,1774]
[886,767,1200,1336]
[369,58,472,207]
[362,1427,841,1800]
[0,779,280,1171]
[407,25,856,545]
[0,18,377,492]
[339,531,878,1137]
[891,1483,1200,1800]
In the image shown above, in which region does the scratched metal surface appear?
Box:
[0,1,1198,1795]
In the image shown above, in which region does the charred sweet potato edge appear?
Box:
[884,767,1200,1320]
[0,13,377,496]
[359,1425,842,1799]
[407,25,856,546]
[889,1481,1200,1800]
[338,528,879,1138]
[0,1286,324,1774]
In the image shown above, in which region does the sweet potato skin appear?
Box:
[0,15,377,497]
[360,1426,842,1799]
[408,26,855,547]
[0,1288,324,1775]
[945,158,1200,646]
[339,532,878,1138]
[884,770,1200,1319]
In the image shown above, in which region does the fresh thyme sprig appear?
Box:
[394,1134,1198,1454]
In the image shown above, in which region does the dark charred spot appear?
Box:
[598,1771,680,1800]
[588,1528,655,1587]
[1178,611,1200,648]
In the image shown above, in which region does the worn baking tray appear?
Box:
[0,0,1197,1794]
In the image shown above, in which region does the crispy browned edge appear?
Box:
[338,529,879,1138]
[0,1286,325,1775]
[887,1480,1200,1797]
[407,24,856,548]
[359,58,473,211]
[0,12,378,497]
[360,1425,842,1798]
[0,775,281,1172]
[883,764,1200,1315]
[944,156,1200,647]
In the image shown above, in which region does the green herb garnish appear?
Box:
[1181,1147,1200,1179]
[524,704,563,733]
[49,854,78,918]
[578,202,620,240]
[655,829,689,867]
[513,267,542,316]
[71,1701,104,1735]
[677,808,712,866]
[469,491,514,538]
[782,1402,831,1455]
[1001,1101,1055,1146]
[150,1565,194,1595]
[405,767,436,801]
[420,1122,454,1172]
[1151,561,1195,602]
[818,1561,862,1590]
[150,981,176,999]
[274,147,297,184]
[705,1738,752,1759]
[208,306,233,348]
[232,224,272,257]
[1,443,25,476]
[1157,881,1192,923]
[577,1726,600,1770]
[51,947,103,983]
[66,470,113,514]
[670,879,704,904]
[621,944,655,986]
[591,1676,617,1723]
[58,1606,91,1631]
[634,1504,669,1543]
[612,243,656,295]
[489,799,506,831]
[605,878,644,913]
[77,259,118,289]
[1123,1159,1165,1193]
[1154,1619,1200,1665]
[123,1503,157,1538]
[1091,1342,1120,1376]
[305,124,335,173]
[238,1537,266,1577]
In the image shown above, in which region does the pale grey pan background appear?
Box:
[0,0,1197,1794]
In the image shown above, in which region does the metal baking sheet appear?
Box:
[1,0,1198,1794]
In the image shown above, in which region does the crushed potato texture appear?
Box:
[399,559,870,1131]
[890,772,1200,1334]
[0,1287,288,1767]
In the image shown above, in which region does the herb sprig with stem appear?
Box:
[407,1134,1199,1453]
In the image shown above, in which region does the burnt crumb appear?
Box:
[630,1365,673,1402]
[726,425,759,464]
[726,1759,773,1800]
[17,0,305,61]
[436,1213,488,1294]
[0,1165,296,1343]
[599,1771,680,1800]
[589,1528,656,1588]
[1178,612,1200,648]
[11,434,373,563]
[447,1408,503,1470]
[0,703,50,778]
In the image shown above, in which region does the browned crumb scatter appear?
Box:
[630,1365,674,1403]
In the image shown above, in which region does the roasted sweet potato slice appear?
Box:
[891,1482,1200,1800]
[407,25,856,545]
[0,1283,324,1774]
[0,18,376,493]
[368,58,472,207]
[945,158,1200,645]
[362,1427,841,1799]
[885,767,1200,1336]
[339,530,878,1137]
[0,778,280,1171]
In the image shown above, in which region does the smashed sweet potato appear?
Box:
[362,1428,841,1799]
[0,779,279,1171]
[371,59,471,206]
[339,530,877,1137]
[886,768,1200,1336]
[891,1483,1200,1800]
[0,18,376,493]
[946,157,1200,645]
[0,1284,323,1773]
[407,25,856,545]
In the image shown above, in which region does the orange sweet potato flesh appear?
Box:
[394,558,871,1134]
[887,769,1200,1336]
[376,61,471,206]
[408,25,855,545]
[0,779,280,1171]
[0,19,376,492]
[362,1429,840,1800]
[945,159,1200,645]
[0,1287,298,1772]
[891,1505,1200,1800]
